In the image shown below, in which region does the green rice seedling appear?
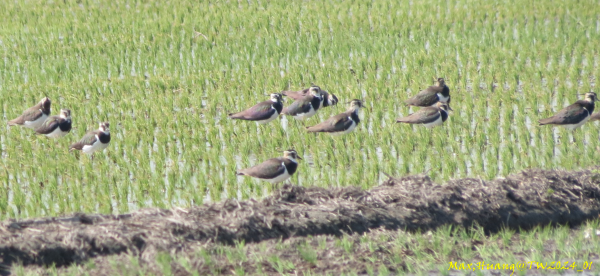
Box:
[268,254,295,274]
[297,242,318,266]
[155,252,173,276]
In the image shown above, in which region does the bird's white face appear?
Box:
[270,93,282,102]
[437,102,451,111]
[437,78,445,86]
[283,150,301,163]
[60,109,71,119]
[99,122,110,133]
[310,87,321,97]
[327,93,338,105]
[584,93,597,102]
[349,100,363,110]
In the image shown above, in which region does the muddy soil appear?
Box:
[1,168,600,275]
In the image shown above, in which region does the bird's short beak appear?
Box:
[297,155,303,160]
[448,106,454,111]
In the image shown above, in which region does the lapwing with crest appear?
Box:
[281,86,323,121]
[35,109,72,138]
[396,102,451,128]
[70,122,111,154]
[228,93,284,124]
[236,149,301,184]
[538,92,597,131]
[306,99,364,135]
[282,86,338,108]
[405,78,450,107]
[8,97,51,129]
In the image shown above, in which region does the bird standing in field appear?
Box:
[396,102,451,128]
[538,92,597,131]
[236,149,301,184]
[306,99,364,135]
[35,109,72,138]
[281,86,323,121]
[7,97,52,129]
[69,122,111,154]
[283,87,338,107]
[228,93,284,124]
[405,78,450,107]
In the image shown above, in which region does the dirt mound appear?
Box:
[1,168,600,274]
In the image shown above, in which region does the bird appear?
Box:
[396,102,451,128]
[35,109,72,138]
[306,99,365,135]
[282,87,338,107]
[69,122,111,154]
[590,112,600,122]
[321,91,339,107]
[281,86,323,121]
[538,92,597,131]
[236,149,301,184]
[405,78,450,107]
[228,93,284,124]
[7,97,51,129]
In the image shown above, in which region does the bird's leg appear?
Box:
[576,129,585,144]
[428,128,435,145]
[275,183,284,197]
[553,128,561,144]
[256,122,262,135]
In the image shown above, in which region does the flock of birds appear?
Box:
[6,77,600,185]
[7,98,110,155]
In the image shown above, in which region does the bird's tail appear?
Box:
[538,117,554,125]
[403,99,415,106]
[305,126,317,132]
[69,143,81,151]
[228,112,242,119]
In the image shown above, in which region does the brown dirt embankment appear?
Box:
[1,168,600,274]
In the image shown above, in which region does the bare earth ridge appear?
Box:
[1,168,600,275]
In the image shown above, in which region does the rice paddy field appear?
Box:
[1,0,600,274]
[2,0,600,220]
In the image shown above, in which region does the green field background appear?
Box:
[1,0,599,219]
